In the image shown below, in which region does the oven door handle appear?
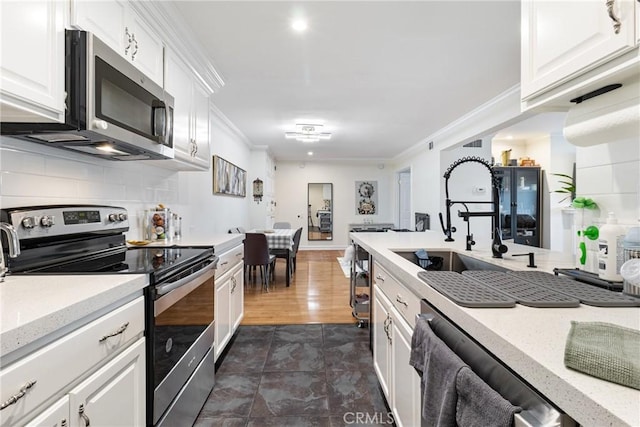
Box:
[156,261,215,296]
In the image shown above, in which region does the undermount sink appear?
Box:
[393,250,509,273]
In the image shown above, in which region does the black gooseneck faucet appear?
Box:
[438,156,508,258]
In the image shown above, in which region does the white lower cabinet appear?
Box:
[214,244,245,361]
[68,338,145,427]
[24,396,69,427]
[391,309,421,427]
[0,296,145,427]
[215,273,232,361]
[373,286,392,399]
[372,262,421,427]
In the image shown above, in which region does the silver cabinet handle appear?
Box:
[231,277,237,293]
[375,274,384,282]
[79,404,91,426]
[396,295,408,307]
[124,27,132,55]
[131,34,138,61]
[1,380,37,410]
[220,261,229,267]
[606,0,622,34]
[99,322,129,342]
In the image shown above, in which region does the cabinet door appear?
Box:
[513,168,541,247]
[68,338,145,427]
[215,273,232,361]
[165,50,194,160]
[25,395,69,427]
[192,80,211,168]
[0,0,65,121]
[230,264,245,331]
[72,0,129,55]
[391,309,421,427]
[372,286,391,400]
[521,0,636,99]
[127,8,164,86]
[72,0,163,86]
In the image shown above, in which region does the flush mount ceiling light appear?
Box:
[285,124,331,143]
[291,19,308,32]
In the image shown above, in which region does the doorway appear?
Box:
[398,168,411,230]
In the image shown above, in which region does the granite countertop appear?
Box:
[0,274,148,364]
[350,230,640,427]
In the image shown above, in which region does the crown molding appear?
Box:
[133,2,224,93]
[394,84,527,162]
[209,102,253,148]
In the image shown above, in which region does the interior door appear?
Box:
[398,170,411,230]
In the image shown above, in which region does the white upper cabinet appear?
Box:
[71,0,164,86]
[163,49,211,170]
[0,0,66,122]
[521,0,637,101]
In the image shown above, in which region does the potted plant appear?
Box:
[551,172,576,205]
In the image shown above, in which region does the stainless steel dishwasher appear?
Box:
[418,299,577,427]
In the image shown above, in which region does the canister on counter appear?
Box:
[147,208,170,241]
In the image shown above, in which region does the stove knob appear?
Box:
[118,213,127,221]
[40,215,55,227]
[22,217,36,229]
[108,213,119,222]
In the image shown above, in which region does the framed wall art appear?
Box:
[355,180,378,215]
[213,155,246,197]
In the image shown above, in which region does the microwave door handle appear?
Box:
[153,106,166,138]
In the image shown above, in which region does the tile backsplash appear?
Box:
[575,137,640,225]
[0,137,182,238]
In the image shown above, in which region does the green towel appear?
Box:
[564,321,640,390]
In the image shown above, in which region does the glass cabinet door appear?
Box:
[496,169,512,240]
[513,168,540,246]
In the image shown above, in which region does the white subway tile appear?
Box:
[576,164,612,195]
[612,161,640,194]
[0,147,46,174]
[1,171,79,198]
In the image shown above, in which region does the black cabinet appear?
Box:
[494,166,542,247]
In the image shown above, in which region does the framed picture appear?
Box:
[213,155,246,197]
[355,180,378,215]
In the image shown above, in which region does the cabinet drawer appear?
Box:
[217,245,244,278]
[373,263,420,328]
[0,297,144,427]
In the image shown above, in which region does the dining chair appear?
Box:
[243,233,276,291]
[273,222,291,229]
[271,227,303,277]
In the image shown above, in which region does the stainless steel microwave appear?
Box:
[1,30,174,161]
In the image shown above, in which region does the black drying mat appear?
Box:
[418,271,516,308]
[462,271,580,308]
[508,271,640,307]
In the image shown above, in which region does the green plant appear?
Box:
[551,172,576,204]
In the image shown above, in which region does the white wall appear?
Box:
[0,112,252,241]
[274,161,393,249]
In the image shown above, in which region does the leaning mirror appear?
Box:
[308,183,333,241]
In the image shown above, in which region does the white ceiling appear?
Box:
[174,1,523,162]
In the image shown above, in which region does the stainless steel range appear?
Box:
[0,205,217,427]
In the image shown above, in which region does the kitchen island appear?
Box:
[351,230,640,427]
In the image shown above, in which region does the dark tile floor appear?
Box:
[194,324,395,427]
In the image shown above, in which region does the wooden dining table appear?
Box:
[248,229,295,286]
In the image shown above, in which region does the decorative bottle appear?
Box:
[597,212,625,281]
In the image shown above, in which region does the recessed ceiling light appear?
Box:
[291,19,308,32]
[307,151,313,156]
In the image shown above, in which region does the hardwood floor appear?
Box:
[241,250,358,325]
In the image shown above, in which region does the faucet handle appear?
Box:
[512,252,537,268]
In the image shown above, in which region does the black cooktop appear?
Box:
[12,246,213,280]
